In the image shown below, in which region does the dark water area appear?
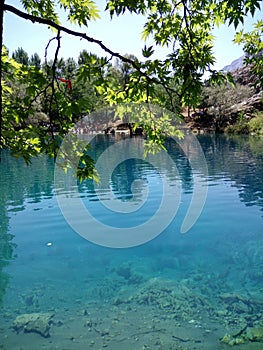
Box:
[0,134,263,349]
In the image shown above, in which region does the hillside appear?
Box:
[185,61,263,133]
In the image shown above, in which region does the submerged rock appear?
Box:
[245,327,263,342]
[221,326,263,346]
[221,333,245,346]
[13,312,54,337]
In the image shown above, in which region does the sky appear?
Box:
[3,0,263,71]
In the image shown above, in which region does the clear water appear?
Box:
[0,134,263,349]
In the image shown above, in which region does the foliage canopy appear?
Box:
[1,0,262,177]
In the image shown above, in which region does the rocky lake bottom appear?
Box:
[1,244,263,350]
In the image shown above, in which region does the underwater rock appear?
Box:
[23,294,38,307]
[115,263,144,285]
[13,312,54,337]
[221,333,232,344]
[221,326,263,345]
[221,333,245,346]
[128,277,211,321]
[219,292,254,315]
[244,327,263,342]
[219,293,250,305]
[115,263,132,280]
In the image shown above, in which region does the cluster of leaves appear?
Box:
[21,0,100,25]
[2,47,46,162]
[106,0,261,106]
[112,103,184,155]
[2,46,104,163]
[2,44,182,179]
[235,20,263,90]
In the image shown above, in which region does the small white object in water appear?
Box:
[46,242,52,247]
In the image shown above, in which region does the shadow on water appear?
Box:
[0,134,262,349]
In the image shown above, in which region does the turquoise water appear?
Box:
[0,134,263,349]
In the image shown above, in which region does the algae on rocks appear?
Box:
[13,312,54,337]
[221,326,263,346]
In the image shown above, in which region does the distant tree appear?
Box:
[76,51,108,114]
[30,52,41,69]
[114,55,139,88]
[12,47,29,65]
[55,57,77,79]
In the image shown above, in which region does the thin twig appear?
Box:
[49,30,61,143]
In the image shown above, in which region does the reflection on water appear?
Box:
[0,134,263,350]
[199,134,263,210]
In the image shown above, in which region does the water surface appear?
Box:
[0,134,263,349]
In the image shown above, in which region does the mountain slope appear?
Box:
[222,56,244,72]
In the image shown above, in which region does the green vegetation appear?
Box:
[225,111,250,134]
[225,111,263,134]
[234,20,263,91]
[249,111,263,134]
[1,0,263,175]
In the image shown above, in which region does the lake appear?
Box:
[0,133,263,349]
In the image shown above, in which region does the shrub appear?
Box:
[249,111,263,135]
[225,111,249,134]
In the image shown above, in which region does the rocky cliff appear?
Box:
[222,55,244,72]
[228,65,263,117]
[186,62,263,132]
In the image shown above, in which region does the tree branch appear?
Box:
[4,5,147,75]
[49,30,61,141]
[3,4,177,96]
[0,0,5,160]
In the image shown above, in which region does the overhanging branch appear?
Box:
[4,5,149,80]
[0,1,5,157]
[3,3,179,101]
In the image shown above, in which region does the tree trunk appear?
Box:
[0,0,4,160]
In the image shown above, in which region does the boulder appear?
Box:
[245,327,263,342]
[13,312,54,337]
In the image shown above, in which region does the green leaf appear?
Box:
[142,45,155,58]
